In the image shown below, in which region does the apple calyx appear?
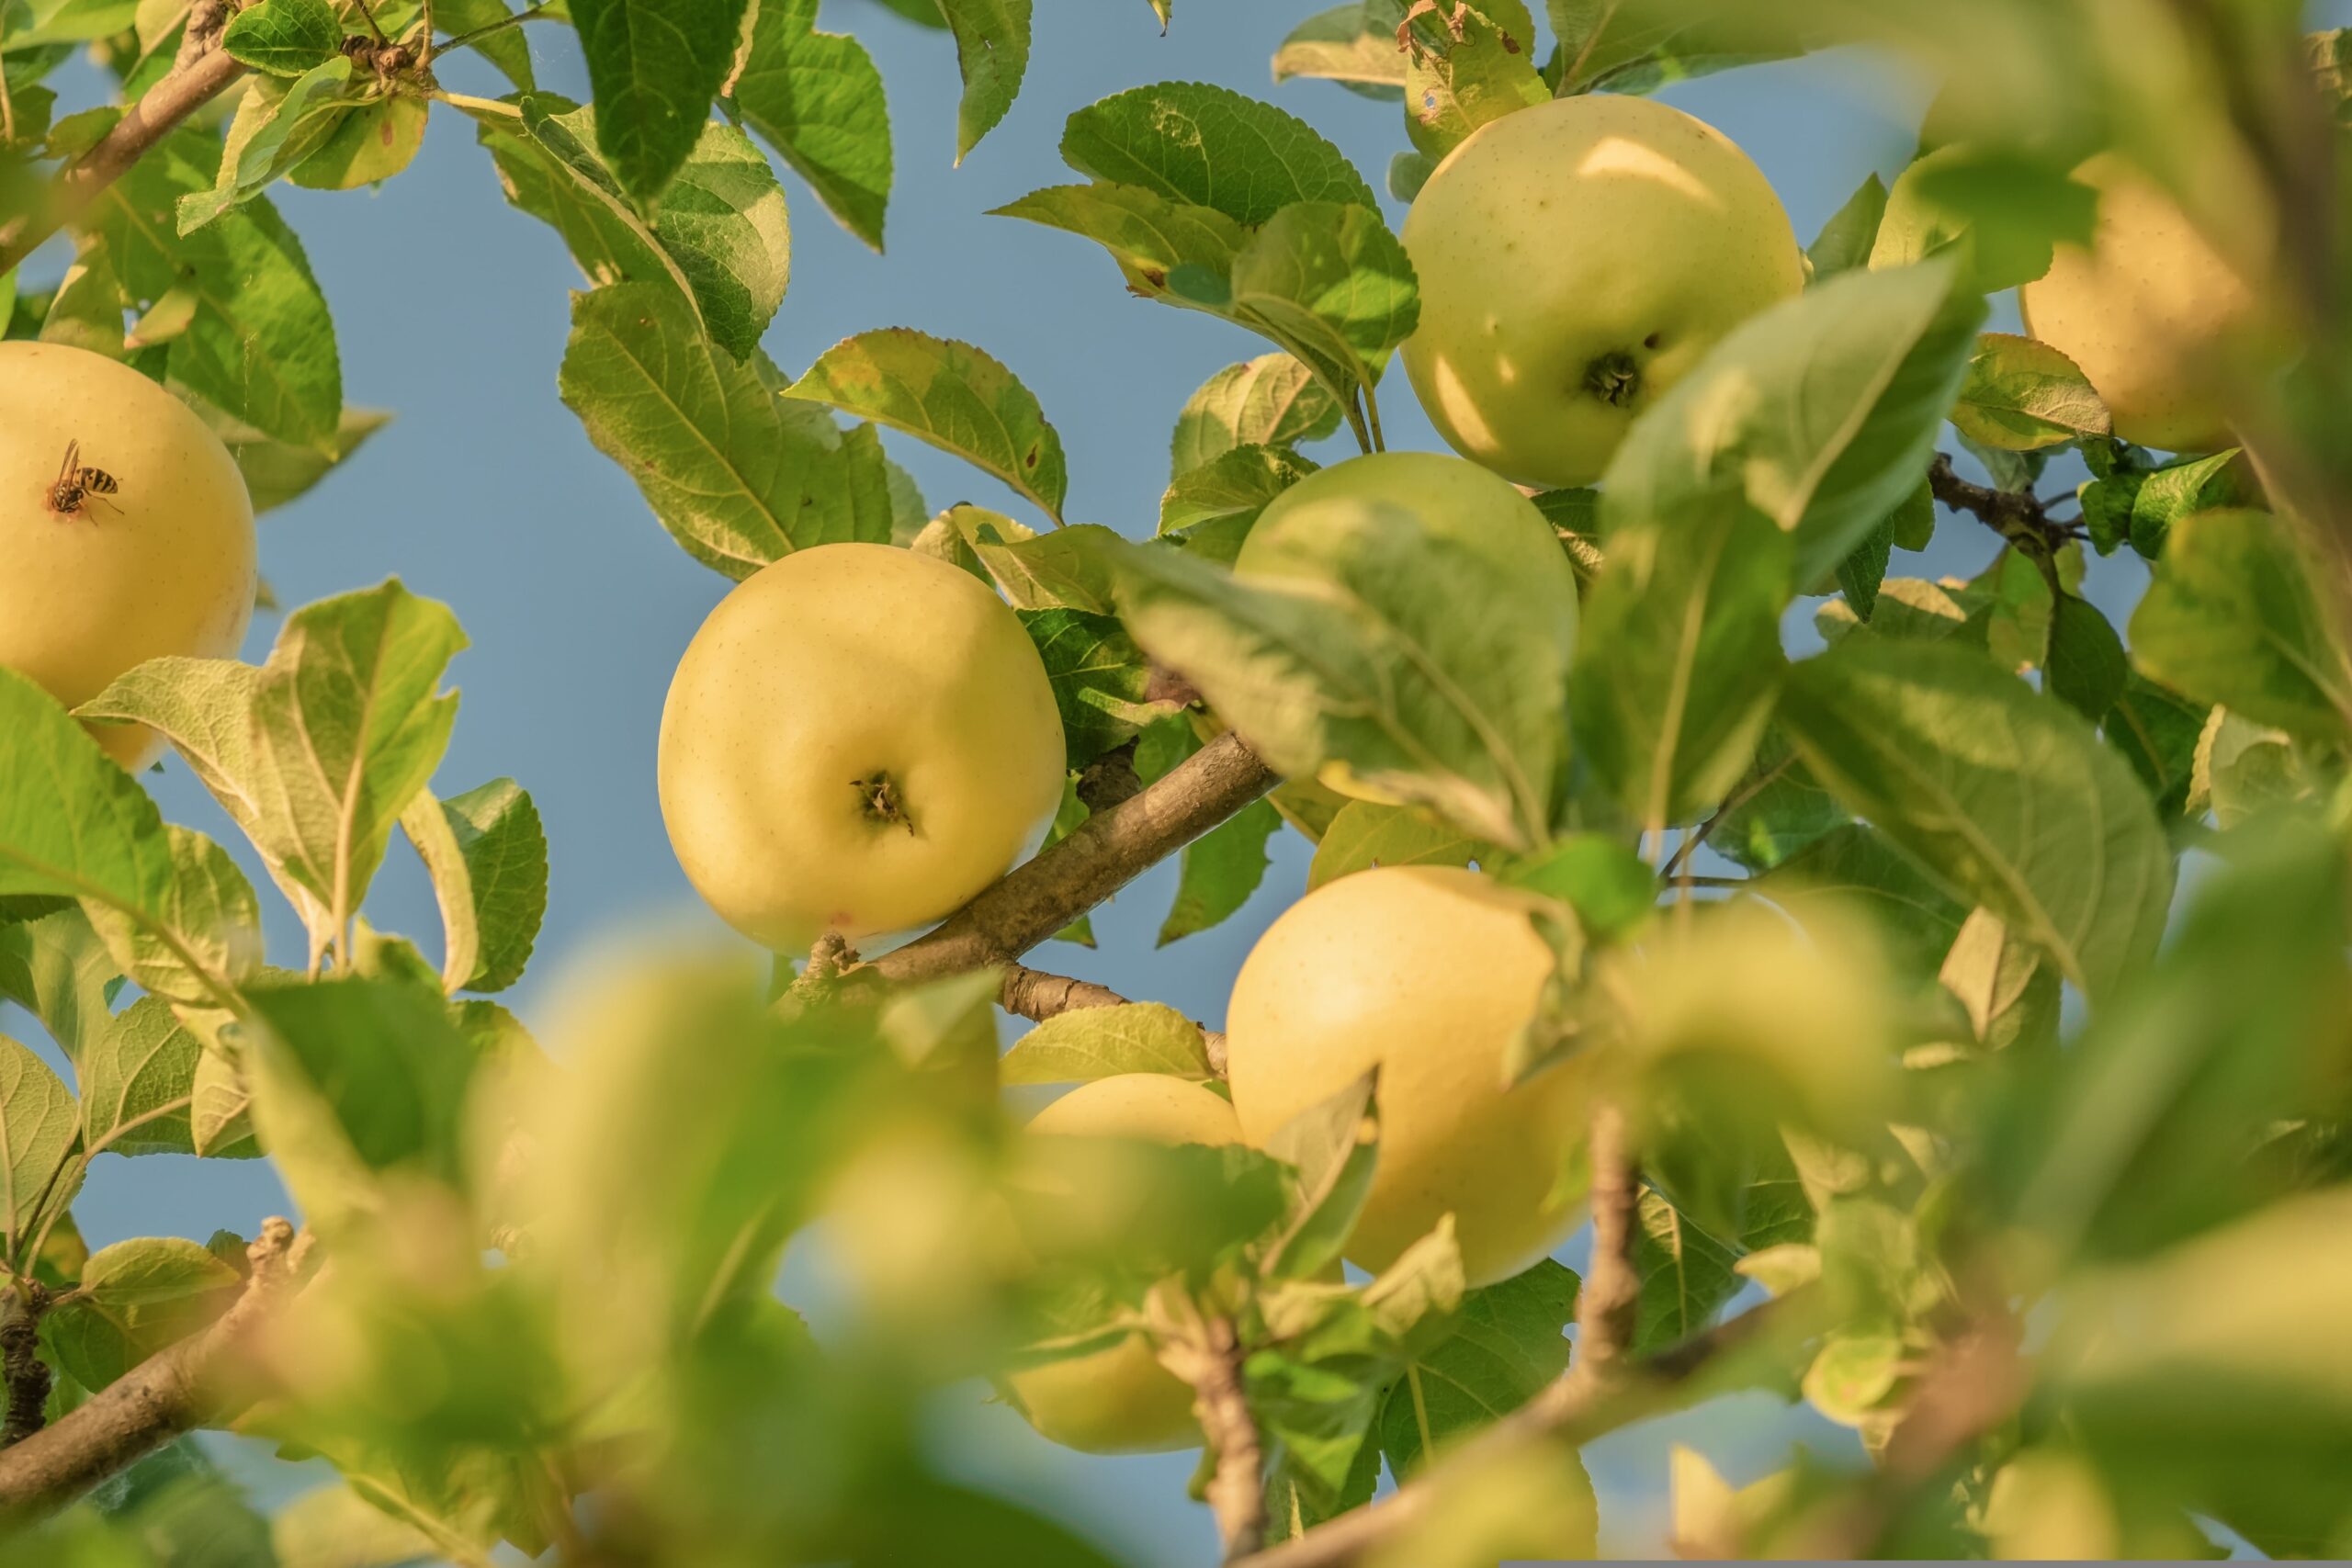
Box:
[854,771,919,834]
[1582,350,1644,409]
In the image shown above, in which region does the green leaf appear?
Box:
[1545,0,1796,94]
[2128,449,2245,559]
[220,0,342,75]
[1273,1,1408,99]
[1835,513,1893,621]
[0,1032,77,1261]
[2130,509,2351,743]
[1308,800,1490,891]
[244,977,481,1231]
[1376,1258,1576,1479]
[1499,833,1656,942]
[569,0,747,207]
[207,404,391,515]
[1571,494,1791,829]
[177,62,362,233]
[1712,736,1851,872]
[989,181,1248,306]
[1058,81,1377,227]
[1109,512,1566,849]
[1601,260,1984,583]
[999,1002,1214,1084]
[2105,673,2207,818]
[0,669,177,946]
[246,581,468,942]
[1158,443,1318,558]
[1213,200,1419,403]
[85,130,342,446]
[1631,1189,1740,1353]
[1260,1071,1383,1283]
[1170,355,1341,477]
[400,780,548,995]
[1752,823,1969,977]
[1779,637,2172,1002]
[434,0,536,90]
[1159,796,1279,944]
[81,825,260,1011]
[1022,607,1165,766]
[731,0,892,250]
[1937,907,2059,1053]
[78,997,200,1157]
[2045,594,2127,723]
[934,0,1032,162]
[1805,172,1886,282]
[560,283,894,575]
[785,327,1069,523]
[1870,146,2096,295]
[483,96,792,359]
[270,1484,440,1568]
[40,1236,240,1390]
[1398,0,1547,160]
[1951,333,2111,452]
[0,908,118,1063]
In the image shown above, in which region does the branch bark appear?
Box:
[0,1219,306,1525]
[871,730,1278,987]
[1232,1287,1815,1568]
[0,11,248,276]
[1927,453,2069,550]
[1575,1100,1641,1371]
[1162,1312,1266,1562]
[1,1282,51,1450]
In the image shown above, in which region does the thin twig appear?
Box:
[437,1,551,53]
[1927,452,2073,552]
[0,29,246,276]
[1661,756,1792,880]
[1575,1100,1641,1371]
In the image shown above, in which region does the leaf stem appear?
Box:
[438,1,551,54]
[1362,378,1386,454]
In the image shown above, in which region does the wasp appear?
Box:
[47,441,122,519]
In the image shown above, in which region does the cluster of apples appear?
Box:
[0,83,2255,1463]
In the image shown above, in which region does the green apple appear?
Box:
[1399,94,1804,489]
[1233,451,1577,806]
[658,542,1067,950]
[1003,1074,1242,1453]
[1225,865,1592,1287]
[0,341,256,769]
[2021,153,2267,454]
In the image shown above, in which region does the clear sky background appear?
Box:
[14,0,2349,1558]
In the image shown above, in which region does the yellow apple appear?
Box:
[1233,451,1577,806]
[2020,154,2267,454]
[1003,1073,1241,1454]
[1399,95,1804,489]
[0,341,256,769]
[1225,865,1590,1286]
[658,542,1066,950]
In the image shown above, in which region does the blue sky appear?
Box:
[16,0,2349,1556]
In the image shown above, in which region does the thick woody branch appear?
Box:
[996,963,1229,1074]
[0,1219,306,1525]
[1,1283,51,1450]
[0,6,248,276]
[871,730,1278,987]
[1233,1288,1815,1568]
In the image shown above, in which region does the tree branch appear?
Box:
[1160,1309,1265,1561]
[0,6,247,276]
[1,1282,51,1450]
[1575,1100,1641,1371]
[1927,452,2075,554]
[1232,1287,1816,1568]
[0,1219,307,1525]
[870,730,1278,987]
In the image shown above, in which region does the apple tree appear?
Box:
[2,0,2351,1562]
